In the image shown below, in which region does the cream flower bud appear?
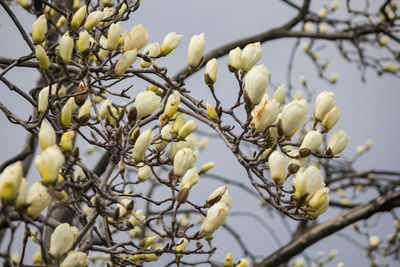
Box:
[304,22,313,33]
[383,61,397,72]
[155,124,173,152]
[71,5,87,29]
[293,166,325,202]
[133,91,161,120]
[237,258,250,267]
[178,120,198,139]
[35,145,65,184]
[15,178,27,210]
[204,58,218,84]
[299,130,322,156]
[206,186,227,207]
[201,201,230,234]
[268,151,287,185]
[188,33,205,68]
[181,167,199,190]
[163,91,181,119]
[160,32,183,56]
[224,253,233,267]
[229,47,242,70]
[56,16,67,28]
[176,238,189,257]
[131,129,153,162]
[273,84,286,105]
[322,107,340,131]
[327,130,349,156]
[168,134,198,160]
[39,121,56,151]
[61,98,75,128]
[315,91,336,122]
[128,24,149,51]
[84,10,103,31]
[49,223,79,258]
[60,131,75,153]
[107,22,121,51]
[59,32,74,64]
[200,162,215,174]
[76,30,90,54]
[241,42,262,72]
[309,187,330,210]
[35,45,50,70]
[331,0,340,11]
[369,236,380,247]
[251,96,280,132]
[319,23,328,34]
[32,15,47,44]
[114,49,137,76]
[60,252,90,267]
[98,98,112,119]
[0,161,23,202]
[27,182,50,218]
[137,165,152,182]
[140,42,160,68]
[329,249,338,259]
[172,113,186,134]
[38,85,49,113]
[78,99,92,123]
[244,65,269,106]
[127,209,145,228]
[173,147,198,177]
[318,8,327,18]
[280,99,309,137]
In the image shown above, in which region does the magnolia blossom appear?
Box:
[293,166,325,202]
[322,107,340,131]
[155,124,173,152]
[127,24,149,51]
[299,130,322,156]
[173,147,198,177]
[78,99,92,123]
[84,10,104,31]
[315,91,336,122]
[140,43,161,68]
[268,151,287,185]
[160,32,183,56]
[59,32,74,64]
[133,91,161,120]
[60,252,90,267]
[27,182,51,218]
[60,131,75,153]
[71,5,87,29]
[77,30,90,54]
[32,15,47,44]
[187,33,205,68]
[35,45,49,70]
[38,85,49,113]
[131,129,154,162]
[204,58,218,84]
[206,186,227,207]
[98,98,112,119]
[241,42,262,72]
[172,112,186,134]
[127,209,146,228]
[251,96,280,132]
[273,84,286,105]
[107,22,121,51]
[229,47,242,70]
[178,120,198,139]
[200,162,215,174]
[244,65,269,105]
[201,199,231,234]
[35,145,65,184]
[49,223,79,258]
[0,161,23,203]
[38,121,56,151]
[181,168,199,190]
[308,187,330,218]
[280,99,309,137]
[114,49,138,76]
[163,91,181,119]
[137,165,152,182]
[167,134,198,160]
[327,130,349,155]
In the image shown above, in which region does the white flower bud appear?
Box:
[123,24,149,52]
[177,214,190,227]
[76,30,90,54]
[133,91,161,120]
[331,0,340,11]
[131,129,153,162]
[38,86,49,113]
[241,42,262,72]
[60,131,75,153]
[137,165,152,182]
[299,130,322,154]
[160,32,183,56]
[59,32,74,64]
[71,5,87,29]
[0,161,23,203]
[318,8,327,18]
[251,96,280,132]
[201,201,230,234]
[127,209,145,228]
[244,64,269,105]
[60,252,90,267]
[273,84,286,105]
[268,151,287,185]
[140,42,160,68]
[293,166,325,202]
[114,49,137,76]
[163,91,181,119]
[78,99,92,122]
[32,15,47,44]
[35,45,50,70]
[322,107,340,131]
[39,121,56,151]
[369,236,380,247]
[49,223,79,258]
[27,182,50,218]
[84,10,103,31]
[188,33,205,68]
[280,99,309,137]
[107,22,121,51]
[178,120,198,139]
[200,162,215,174]
[327,130,349,156]
[319,23,328,33]
[308,187,330,218]
[229,47,242,70]
[155,124,173,152]
[315,91,336,122]
[304,22,314,33]
[205,58,218,84]
[168,133,198,160]
[176,238,189,257]
[61,98,76,128]
[173,147,198,177]
[206,186,228,207]
[98,98,112,119]
[35,145,65,184]
[181,168,199,190]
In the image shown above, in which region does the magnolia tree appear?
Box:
[0,0,399,266]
